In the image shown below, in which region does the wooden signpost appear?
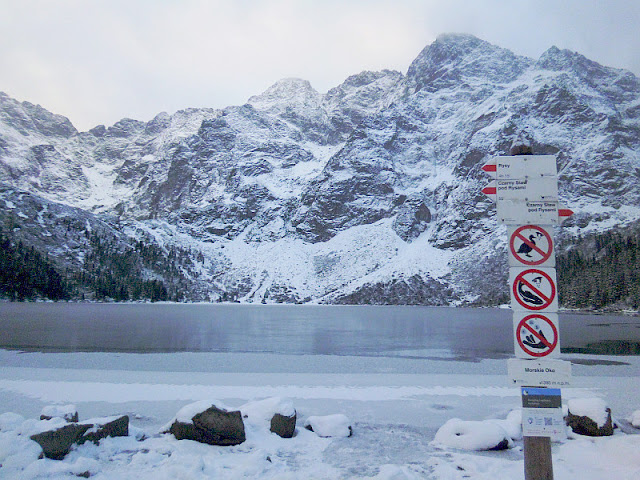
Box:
[482,147,574,480]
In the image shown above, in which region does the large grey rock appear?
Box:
[168,403,246,446]
[567,408,614,437]
[30,415,129,460]
[270,411,297,439]
[83,415,129,444]
[30,423,92,460]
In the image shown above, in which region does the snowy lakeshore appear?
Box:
[1,348,639,479]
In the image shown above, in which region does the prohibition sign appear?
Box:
[512,268,557,311]
[516,314,558,358]
[510,225,553,266]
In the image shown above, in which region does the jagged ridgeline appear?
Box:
[0,34,639,308]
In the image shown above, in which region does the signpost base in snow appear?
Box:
[524,436,553,480]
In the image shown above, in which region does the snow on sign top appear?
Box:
[482,155,557,179]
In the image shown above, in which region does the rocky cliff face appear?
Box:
[1,33,639,304]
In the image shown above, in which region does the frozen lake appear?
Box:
[0,303,638,358]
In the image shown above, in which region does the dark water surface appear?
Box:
[0,303,638,357]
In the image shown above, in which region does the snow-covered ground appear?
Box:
[0,349,639,479]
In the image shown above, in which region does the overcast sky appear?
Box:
[1,0,639,131]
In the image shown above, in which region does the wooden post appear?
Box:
[511,143,554,480]
[524,435,554,480]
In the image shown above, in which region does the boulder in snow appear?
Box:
[166,400,246,446]
[40,404,79,423]
[30,415,129,460]
[304,414,352,438]
[271,411,297,438]
[566,398,613,436]
[433,418,513,451]
[241,397,297,438]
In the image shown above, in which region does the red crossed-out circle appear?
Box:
[510,225,553,266]
[516,314,558,357]
[512,268,556,311]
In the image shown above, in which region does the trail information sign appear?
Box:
[482,155,558,180]
[483,151,573,480]
[507,359,572,387]
[521,387,565,440]
[497,200,561,225]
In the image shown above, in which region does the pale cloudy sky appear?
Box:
[1,0,638,131]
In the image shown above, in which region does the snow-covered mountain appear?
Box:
[1,33,639,304]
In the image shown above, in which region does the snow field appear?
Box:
[1,349,639,478]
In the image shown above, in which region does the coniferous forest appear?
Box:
[0,230,188,303]
[0,233,70,301]
[1,220,639,310]
[557,228,640,311]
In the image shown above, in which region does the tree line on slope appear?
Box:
[557,227,640,311]
[0,232,70,301]
[0,229,193,302]
[2,221,639,310]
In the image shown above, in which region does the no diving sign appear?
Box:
[509,267,558,312]
[508,225,555,267]
[514,313,560,358]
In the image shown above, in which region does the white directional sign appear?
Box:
[507,358,572,387]
[510,267,558,312]
[497,200,562,225]
[513,312,560,358]
[482,155,558,179]
[508,225,555,267]
[483,178,558,202]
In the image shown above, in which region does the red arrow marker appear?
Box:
[482,180,497,201]
[558,208,573,218]
[481,159,497,174]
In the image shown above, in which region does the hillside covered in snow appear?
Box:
[1,34,639,306]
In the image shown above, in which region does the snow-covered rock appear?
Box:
[433,418,513,451]
[304,414,352,438]
[164,400,246,446]
[40,404,78,423]
[29,415,129,460]
[241,397,297,438]
[567,398,614,436]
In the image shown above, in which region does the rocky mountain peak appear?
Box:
[0,92,77,138]
[248,78,322,112]
[407,33,532,92]
[323,70,405,135]
[536,46,640,101]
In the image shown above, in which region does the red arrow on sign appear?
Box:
[558,207,573,218]
[481,160,497,173]
[482,181,497,200]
